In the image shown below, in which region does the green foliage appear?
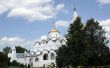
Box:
[66,17,86,66]
[0,52,8,67]
[9,60,26,67]
[2,46,27,54]
[0,52,26,67]
[2,46,11,55]
[1,46,27,67]
[56,45,68,67]
[56,17,86,67]
[15,46,27,53]
[46,63,55,68]
[83,18,110,66]
[56,17,110,67]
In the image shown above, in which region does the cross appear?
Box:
[52,22,56,29]
[73,0,76,10]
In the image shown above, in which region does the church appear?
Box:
[8,8,78,68]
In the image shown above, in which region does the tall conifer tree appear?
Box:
[56,17,86,67]
[56,18,110,67]
[84,18,109,65]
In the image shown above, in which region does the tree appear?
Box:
[56,45,68,67]
[84,18,109,65]
[56,17,110,67]
[15,46,27,53]
[0,52,8,67]
[2,46,11,55]
[56,17,86,67]
[3,46,27,54]
[9,60,26,67]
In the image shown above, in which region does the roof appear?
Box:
[16,53,25,58]
[49,28,60,33]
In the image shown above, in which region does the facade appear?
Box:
[8,8,78,68]
[8,27,66,67]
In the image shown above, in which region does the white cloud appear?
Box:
[0,37,36,50]
[56,3,65,10]
[97,0,110,5]
[0,0,65,21]
[99,19,110,26]
[99,19,110,39]
[0,5,8,14]
[99,19,110,32]
[106,32,110,38]
[0,37,24,45]
[55,20,69,27]
[103,26,110,32]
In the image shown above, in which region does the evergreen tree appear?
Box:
[56,17,86,67]
[56,45,68,67]
[56,17,110,67]
[0,52,8,67]
[66,17,86,66]
[84,18,109,65]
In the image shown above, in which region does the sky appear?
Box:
[0,0,110,51]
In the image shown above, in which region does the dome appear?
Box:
[48,23,60,40]
[49,28,59,33]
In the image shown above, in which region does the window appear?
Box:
[50,53,55,60]
[29,58,32,62]
[35,58,39,62]
[43,53,48,60]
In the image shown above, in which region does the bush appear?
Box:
[9,60,26,67]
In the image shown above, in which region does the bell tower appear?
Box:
[72,0,78,22]
[11,46,16,62]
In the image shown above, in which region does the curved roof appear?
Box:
[50,28,59,32]
[48,28,60,33]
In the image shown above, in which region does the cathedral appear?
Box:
[8,8,78,67]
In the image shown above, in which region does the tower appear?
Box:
[11,46,16,62]
[72,0,78,22]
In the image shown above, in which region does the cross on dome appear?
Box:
[49,22,59,33]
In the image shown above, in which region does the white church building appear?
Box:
[8,8,78,68]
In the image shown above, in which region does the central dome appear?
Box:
[50,28,59,32]
[48,27,60,41]
[48,23,60,33]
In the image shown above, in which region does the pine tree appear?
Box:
[56,17,86,67]
[84,18,109,65]
[66,17,85,66]
[56,45,67,67]
[56,17,110,67]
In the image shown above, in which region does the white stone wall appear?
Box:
[8,28,66,67]
[32,51,56,67]
[17,58,26,64]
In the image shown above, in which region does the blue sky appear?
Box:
[0,0,110,50]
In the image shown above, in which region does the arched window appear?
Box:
[29,58,32,62]
[35,58,39,62]
[51,53,55,60]
[43,53,48,60]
